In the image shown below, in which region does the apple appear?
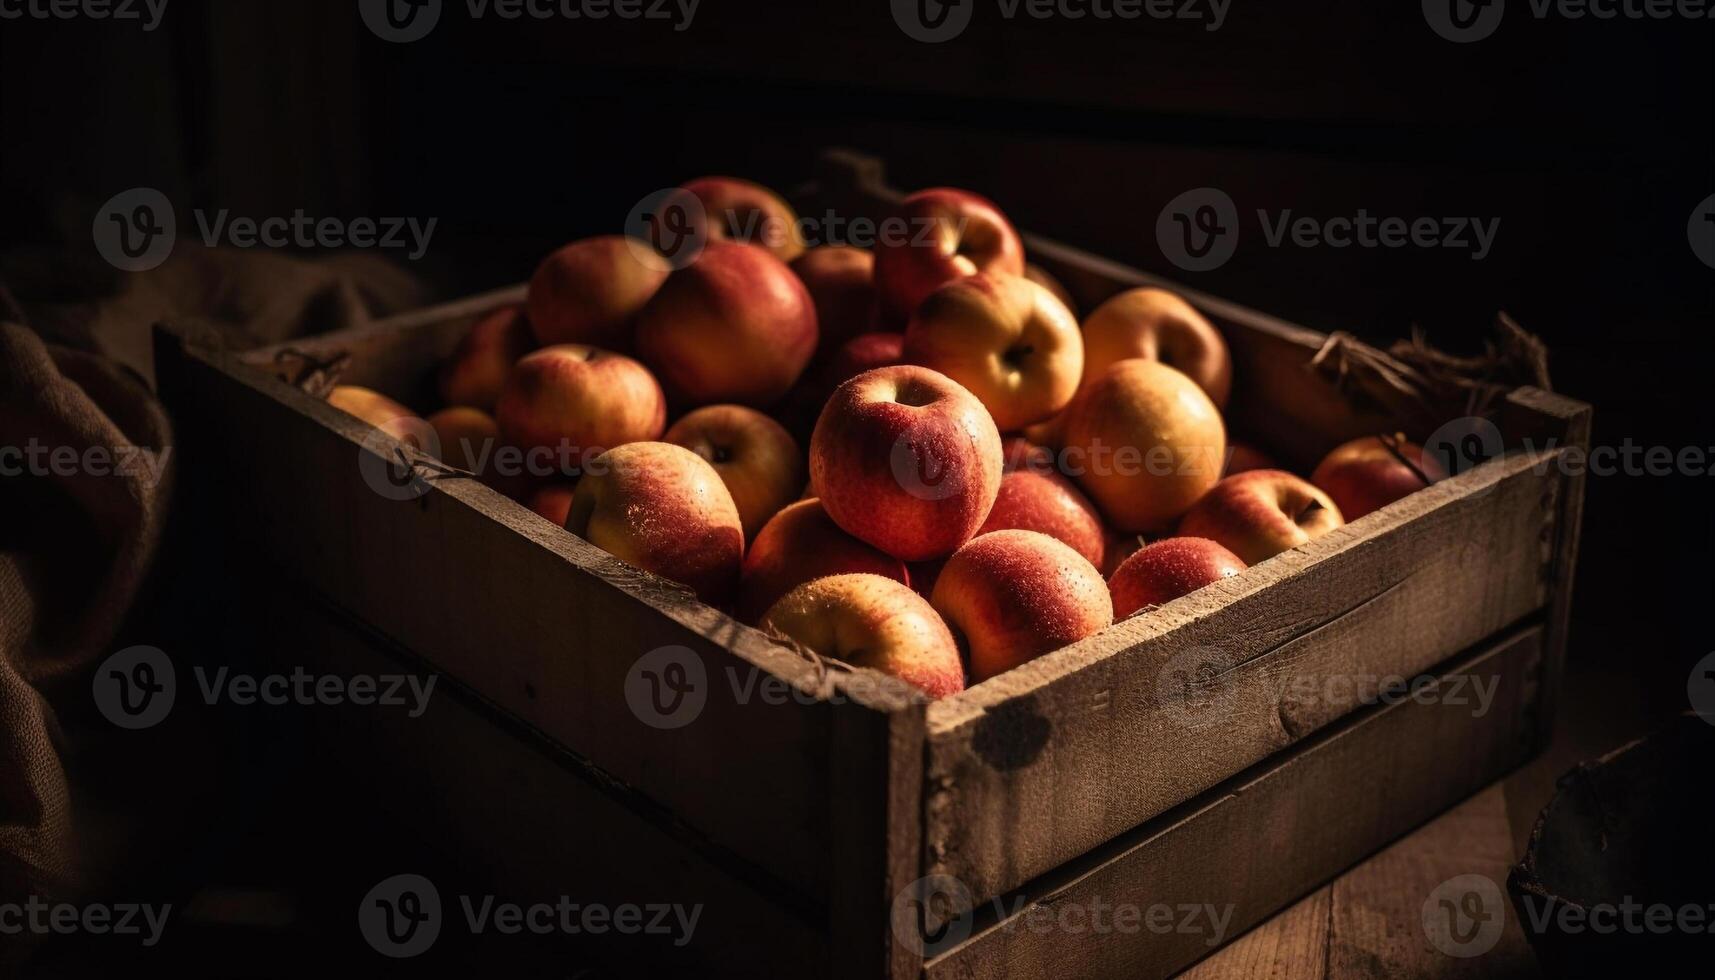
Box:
[762,573,964,699]
[809,365,1003,562]
[494,344,666,472]
[438,304,535,411]
[327,386,423,447]
[903,272,1083,431]
[527,236,670,350]
[873,187,1025,320]
[1057,359,1226,533]
[1311,434,1446,521]
[1101,530,1146,579]
[1177,469,1345,566]
[566,442,744,603]
[681,176,806,262]
[426,406,499,472]
[777,331,906,442]
[976,438,1105,567]
[634,240,818,408]
[1080,288,1232,409]
[1107,536,1246,619]
[664,404,804,541]
[736,498,910,624]
[790,245,877,355]
[1023,262,1077,318]
[1225,441,1278,477]
[931,530,1112,683]
[526,483,578,526]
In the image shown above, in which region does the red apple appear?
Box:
[1057,359,1226,533]
[931,530,1112,683]
[526,483,578,526]
[527,236,671,350]
[327,386,423,447]
[809,365,1003,562]
[791,245,877,354]
[1080,288,1232,409]
[494,344,666,472]
[873,187,1025,320]
[1311,434,1446,521]
[439,304,535,411]
[681,176,806,262]
[736,498,910,624]
[976,438,1105,568]
[1107,536,1246,618]
[1177,469,1345,566]
[664,404,803,541]
[566,442,744,603]
[777,331,906,442]
[762,573,964,699]
[903,272,1083,431]
[634,240,818,408]
[1225,441,1278,477]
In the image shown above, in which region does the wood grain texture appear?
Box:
[924,626,1544,980]
[922,447,1563,914]
[155,321,924,909]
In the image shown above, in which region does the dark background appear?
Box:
[2,0,1710,974]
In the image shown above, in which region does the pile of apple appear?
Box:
[326,177,1445,700]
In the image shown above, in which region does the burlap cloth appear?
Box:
[0,245,427,955]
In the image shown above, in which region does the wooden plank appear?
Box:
[1179,885,1332,980]
[923,625,1544,980]
[923,448,1563,912]
[153,322,923,909]
[257,585,825,975]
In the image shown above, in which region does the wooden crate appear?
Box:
[152,151,1589,978]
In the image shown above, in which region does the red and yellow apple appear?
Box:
[664,404,804,541]
[976,438,1105,567]
[736,498,910,624]
[527,236,670,350]
[903,272,1083,431]
[438,304,535,411]
[634,240,818,408]
[762,573,964,699]
[1177,469,1345,566]
[790,245,877,354]
[566,442,744,603]
[1023,262,1077,318]
[1057,359,1226,533]
[1225,441,1278,477]
[1310,434,1445,521]
[777,331,906,441]
[873,187,1025,320]
[681,176,806,262]
[809,365,1003,562]
[1107,536,1246,618]
[494,344,666,470]
[931,530,1112,683]
[327,385,424,447]
[1080,288,1232,409]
